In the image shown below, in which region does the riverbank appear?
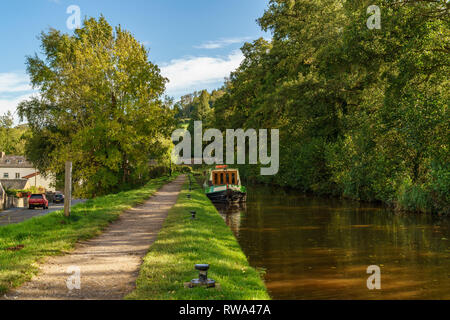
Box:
[235,166,448,216]
[126,176,270,300]
[0,174,178,295]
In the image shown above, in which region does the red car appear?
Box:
[28,194,49,210]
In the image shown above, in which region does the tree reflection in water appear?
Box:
[213,184,450,300]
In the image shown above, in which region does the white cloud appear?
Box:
[194,37,251,49]
[0,93,34,121]
[0,49,245,118]
[0,72,35,123]
[161,50,244,97]
[0,72,32,93]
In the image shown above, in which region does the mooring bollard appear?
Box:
[189,264,216,288]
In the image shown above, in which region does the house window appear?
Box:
[16,173,20,179]
[3,173,9,179]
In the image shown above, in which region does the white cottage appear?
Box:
[0,152,55,191]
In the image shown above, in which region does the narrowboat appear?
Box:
[204,165,247,204]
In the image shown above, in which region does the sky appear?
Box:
[0,0,269,123]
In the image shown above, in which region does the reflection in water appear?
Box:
[214,184,450,300]
[215,203,245,238]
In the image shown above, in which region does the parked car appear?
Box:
[53,193,65,204]
[28,194,49,210]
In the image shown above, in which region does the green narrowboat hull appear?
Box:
[205,185,247,204]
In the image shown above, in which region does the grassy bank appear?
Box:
[0,174,178,295]
[127,176,270,300]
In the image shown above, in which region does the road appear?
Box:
[0,199,86,226]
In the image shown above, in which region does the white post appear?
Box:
[64,161,72,217]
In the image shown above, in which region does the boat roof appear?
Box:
[209,165,238,172]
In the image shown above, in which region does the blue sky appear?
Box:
[0,0,269,122]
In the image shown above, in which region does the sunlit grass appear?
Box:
[126,176,270,300]
[0,174,178,295]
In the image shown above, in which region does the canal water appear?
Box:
[214,185,450,300]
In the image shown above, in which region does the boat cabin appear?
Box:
[204,165,247,203]
[212,170,238,186]
[208,166,241,186]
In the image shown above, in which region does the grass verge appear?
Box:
[126,175,270,300]
[0,174,178,295]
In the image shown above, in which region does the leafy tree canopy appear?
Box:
[211,0,449,213]
[18,16,176,197]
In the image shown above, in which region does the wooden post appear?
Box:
[64,161,72,217]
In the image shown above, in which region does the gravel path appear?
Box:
[3,175,185,300]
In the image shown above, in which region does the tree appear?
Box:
[0,112,28,155]
[18,16,176,197]
[192,90,212,122]
[210,0,449,213]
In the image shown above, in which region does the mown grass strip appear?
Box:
[127,176,270,300]
[0,174,178,295]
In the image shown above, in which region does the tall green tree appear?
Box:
[18,16,175,197]
[211,0,449,213]
[0,111,28,155]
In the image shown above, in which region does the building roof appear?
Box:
[22,172,40,179]
[0,154,33,168]
[0,179,29,190]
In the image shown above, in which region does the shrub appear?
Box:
[148,166,170,179]
[429,161,450,214]
[5,189,30,198]
[28,186,46,194]
[396,178,433,213]
[177,165,193,173]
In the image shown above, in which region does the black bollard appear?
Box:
[189,264,215,288]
